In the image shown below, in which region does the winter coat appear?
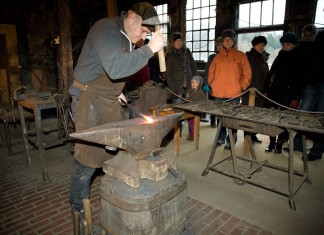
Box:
[208,47,251,98]
[263,47,304,108]
[166,48,198,96]
[185,76,206,102]
[242,48,269,107]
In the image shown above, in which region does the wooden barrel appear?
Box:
[100,172,188,235]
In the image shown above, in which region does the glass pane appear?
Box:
[239,3,250,28]
[193,52,200,61]
[193,41,200,50]
[201,40,208,50]
[209,29,215,40]
[201,30,208,40]
[193,8,201,19]
[209,17,216,28]
[187,0,193,9]
[208,41,215,52]
[201,7,209,17]
[200,52,208,62]
[187,9,193,20]
[210,0,216,5]
[237,30,283,67]
[261,0,273,25]
[273,0,285,24]
[210,6,216,17]
[186,41,193,51]
[193,31,200,41]
[315,0,324,28]
[250,2,261,27]
[201,19,209,29]
[193,20,201,30]
[187,20,193,31]
[186,32,193,41]
[201,0,209,8]
[193,0,201,8]
[163,4,167,12]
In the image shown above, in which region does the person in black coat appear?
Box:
[242,36,270,143]
[263,32,304,153]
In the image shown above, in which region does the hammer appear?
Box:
[155,25,166,73]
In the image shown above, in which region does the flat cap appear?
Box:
[130,2,160,25]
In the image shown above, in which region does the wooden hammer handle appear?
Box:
[155,25,166,72]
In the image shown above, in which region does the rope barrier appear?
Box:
[150,81,324,115]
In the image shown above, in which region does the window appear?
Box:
[155,4,168,40]
[238,0,285,28]
[315,0,324,29]
[147,4,168,43]
[186,0,217,62]
[237,0,286,66]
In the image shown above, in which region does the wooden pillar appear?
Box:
[106,0,118,17]
[57,0,73,94]
[284,0,316,34]
[168,0,186,35]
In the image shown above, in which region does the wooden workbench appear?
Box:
[151,104,200,157]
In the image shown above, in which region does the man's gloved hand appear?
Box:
[202,84,211,93]
[118,93,127,105]
[159,72,166,81]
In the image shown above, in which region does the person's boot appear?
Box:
[274,140,284,154]
[265,137,276,152]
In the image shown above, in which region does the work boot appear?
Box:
[274,140,284,154]
[265,137,276,152]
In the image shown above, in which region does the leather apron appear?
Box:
[74,73,127,168]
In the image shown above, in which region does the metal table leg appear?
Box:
[18,105,32,166]
[34,108,49,181]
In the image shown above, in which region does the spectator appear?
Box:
[283,24,317,153]
[165,32,198,104]
[301,24,317,41]
[185,75,206,141]
[204,37,223,129]
[263,32,303,153]
[287,30,324,161]
[68,2,164,231]
[208,29,251,149]
[242,36,270,143]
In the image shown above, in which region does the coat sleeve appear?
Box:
[187,49,198,76]
[239,53,252,91]
[208,59,216,86]
[204,54,215,85]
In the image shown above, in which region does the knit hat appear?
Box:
[216,37,223,45]
[191,75,201,83]
[252,36,267,46]
[221,29,236,43]
[279,32,299,45]
[302,24,317,34]
[172,32,182,41]
[130,2,159,26]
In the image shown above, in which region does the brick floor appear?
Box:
[0,145,273,235]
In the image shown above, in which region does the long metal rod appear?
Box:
[120,99,147,119]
